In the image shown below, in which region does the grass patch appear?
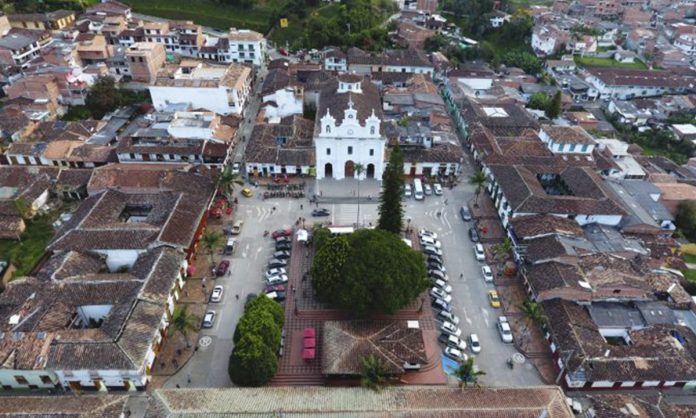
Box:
[684,270,696,283]
[574,55,647,70]
[0,212,60,279]
[684,253,696,265]
[122,0,282,32]
[268,3,341,47]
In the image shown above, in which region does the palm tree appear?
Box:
[453,357,486,388]
[519,299,545,328]
[360,354,388,391]
[167,305,199,348]
[200,228,224,266]
[469,169,487,207]
[492,238,512,261]
[354,163,365,227]
[216,166,244,201]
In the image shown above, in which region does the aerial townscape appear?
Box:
[1,0,696,416]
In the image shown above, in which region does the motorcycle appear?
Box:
[263,230,269,237]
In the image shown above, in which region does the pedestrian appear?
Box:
[300,203,303,210]
[176,384,180,389]
[235,294,239,300]
[315,201,319,208]
[459,273,463,280]
[444,199,448,205]
[292,285,296,294]
[187,374,191,384]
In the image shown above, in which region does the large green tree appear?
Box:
[167,306,199,348]
[469,169,487,206]
[233,310,281,350]
[313,229,428,316]
[546,91,562,119]
[245,295,285,328]
[311,235,350,301]
[200,229,224,265]
[216,166,244,201]
[228,333,279,387]
[677,201,696,242]
[377,144,405,234]
[85,76,122,119]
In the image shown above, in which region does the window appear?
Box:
[129,153,136,159]
[581,144,589,152]
[326,148,331,155]
[348,146,353,155]
[326,125,331,134]
[369,149,374,156]
[568,144,576,152]
[14,376,29,385]
[370,126,375,135]
[40,375,52,385]
[138,57,143,62]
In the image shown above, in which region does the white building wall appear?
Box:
[149,86,243,115]
[263,88,303,119]
[532,33,556,55]
[0,370,58,389]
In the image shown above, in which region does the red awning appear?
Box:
[303,348,315,360]
[304,337,316,349]
[303,328,316,338]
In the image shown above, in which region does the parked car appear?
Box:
[215,260,230,276]
[210,285,224,303]
[419,229,438,240]
[436,309,460,325]
[267,274,289,285]
[469,334,481,353]
[427,262,445,273]
[265,283,286,293]
[469,227,480,242]
[487,290,501,308]
[278,47,288,56]
[428,269,447,282]
[424,183,433,195]
[273,250,291,260]
[268,258,287,269]
[440,321,461,337]
[444,346,468,362]
[439,333,466,350]
[433,183,443,196]
[275,236,291,244]
[432,298,452,312]
[433,279,452,294]
[266,291,287,302]
[423,245,443,257]
[272,228,293,239]
[404,184,412,197]
[245,293,258,308]
[497,316,513,343]
[420,235,441,248]
[231,220,243,235]
[430,287,452,303]
[426,254,443,265]
[241,188,253,198]
[265,267,287,279]
[202,311,216,328]
[460,206,472,221]
[312,208,330,217]
[481,265,493,283]
[275,242,292,251]
[474,243,485,261]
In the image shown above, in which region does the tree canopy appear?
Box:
[85,76,123,119]
[377,143,405,234]
[677,202,696,242]
[228,333,279,387]
[312,228,428,316]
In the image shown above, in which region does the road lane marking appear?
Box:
[481,307,490,327]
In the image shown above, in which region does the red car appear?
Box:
[271,228,293,239]
[215,260,230,276]
[278,47,288,56]
[265,284,286,293]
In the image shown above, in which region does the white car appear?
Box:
[497,316,513,343]
[267,274,289,285]
[424,184,433,195]
[232,162,241,175]
[481,265,493,283]
[419,229,438,240]
[443,334,467,351]
[436,310,460,325]
[440,321,461,337]
[202,310,216,328]
[423,245,443,257]
[444,346,468,362]
[433,183,443,196]
[210,285,223,303]
[469,334,481,353]
[265,268,287,279]
[474,243,485,261]
[433,279,452,294]
[404,184,412,197]
[430,287,452,303]
[420,235,442,249]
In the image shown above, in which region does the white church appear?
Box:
[314,75,386,180]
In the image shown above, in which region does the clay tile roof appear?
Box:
[510,214,583,240]
[542,125,596,145]
[322,320,426,375]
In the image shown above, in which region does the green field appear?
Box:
[574,55,647,70]
[684,253,696,265]
[269,4,341,46]
[0,213,58,280]
[122,0,284,33]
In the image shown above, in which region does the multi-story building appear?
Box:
[125,42,166,83]
[585,68,696,99]
[142,20,204,58]
[7,10,76,30]
[149,60,252,115]
[346,48,434,76]
[198,28,266,66]
[0,28,52,67]
[76,34,113,65]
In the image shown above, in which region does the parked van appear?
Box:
[224,238,236,255]
[413,178,424,200]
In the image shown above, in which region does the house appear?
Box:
[3,74,63,118]
[585,68,696,100]
[323,48,347,72]
[76,34,113,65]
[347,48,434,76]
[605,179,676,233]
[85,0,132,19]
[671,124,696,142]
[260,66,304,120]
[595,138,646,179]
[486,164,626,228]
[0,166,57,239]
[245,116,315,177]
[125,42,166,83]
[149,60,252,115]
[607,100,651,126]
[538,125,596,155]
[0,246,187,392]
[395,21,435,49]
[314,74,385,180]
[8,10,75,31]
[653,182,696,217]
[489,11,511,28]
[532,25,570,55]
[0,28,52,67]
[613,48,638,64]
[322,320,427,377]
[199,28,266,66]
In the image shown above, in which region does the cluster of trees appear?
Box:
[311,228,428,316]
[4,0,89,13]
[527,91,562,119]
[298,0,396,50]
[501,51,542,75]
[73,76,151,120]
[605,112,695,165]
[677,202,696,242]
[228,295,285,386]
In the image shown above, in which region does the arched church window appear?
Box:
[326,125,331,133]
[370,126,375,135]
